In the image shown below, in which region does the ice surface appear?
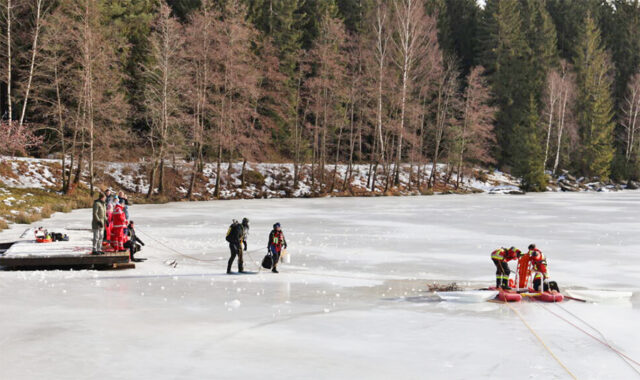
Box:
[1,192,639,379]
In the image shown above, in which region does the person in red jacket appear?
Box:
[104,201,114,250]
[267,223,287,273]
[110,198,128,252]
[528,244,549,291]
[491,247,522,289]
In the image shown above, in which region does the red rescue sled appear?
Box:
[516,254,531,288]
[529,290,564,303]
[489,287,522,302]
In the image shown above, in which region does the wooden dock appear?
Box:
[0,249,133,270]
[0,228,136,270]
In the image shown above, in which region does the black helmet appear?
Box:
[242,217,249,225]
[273,222,281,229]
[528,243,536,250]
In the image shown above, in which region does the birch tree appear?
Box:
[19,0,47,126]
[542,69,561,170]
[552,62,576,175]
[391,0,439,185]
[4,0,13,121]
[620,73,640,164]
[367,1,391,191]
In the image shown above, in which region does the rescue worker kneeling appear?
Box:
[491,247,522,290]
[528,244,551,291]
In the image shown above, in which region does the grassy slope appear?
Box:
[0,186,94,231]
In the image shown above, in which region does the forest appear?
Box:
[2,0,640,195]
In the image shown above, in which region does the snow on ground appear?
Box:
[0,157,60,189]
[0,155,524,197]
[1,193,639,379]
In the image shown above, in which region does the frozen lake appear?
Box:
[1,192,639,379]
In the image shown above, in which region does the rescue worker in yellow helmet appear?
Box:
[491,247,522,290]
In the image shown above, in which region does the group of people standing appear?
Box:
[91,189,144,259]
[491,244,549,291]
[226,218,287,274]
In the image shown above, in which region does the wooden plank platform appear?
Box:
[0,251,133,270]
[0,228,138,270]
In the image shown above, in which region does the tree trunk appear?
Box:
[293,66,303,189]
[543,93,556,170]
[395,65,408,186]
[74,138,85,187]
[19,0,43,126]
[214,143,222,198]
[53,57,66,192]
[65,129,78,193]
[553,89,568,175]
[6,0,12,123]
[187,158,197,200]
[320,88,328,185]
[158,158,165,195]
[240,159,247,190]
[330,122,343,193]
[147,162,157,198]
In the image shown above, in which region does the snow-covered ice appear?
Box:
[1,192,639,379]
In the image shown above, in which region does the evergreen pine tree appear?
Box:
[522,0,558,100]
[106,0,156,132]
[608,1,640,178]
[431,0,480,77]
[514,95,547,191]
[479,0,531,165]
[245,0,305,76]
[574,13,615,179]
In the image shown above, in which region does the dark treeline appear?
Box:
[2,0,640,195]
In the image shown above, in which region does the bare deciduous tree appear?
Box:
[621,72,640,164]
[33,0,124,194]
[144,3,185,198]
[306,13,347,190]
[428,56,458,189]
[454,66,496,188]
[0,120,42,155]
[543,68,561,170]
[391,0,439,186]
[370,2,391,190]
[211,1,262,198]
[19,0,47,126]
[552,61,576,175]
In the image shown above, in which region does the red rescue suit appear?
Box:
[529,249,549,291]
[110,204,127,251]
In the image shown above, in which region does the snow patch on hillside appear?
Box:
[0,155,529,197]
[0,157,60,189]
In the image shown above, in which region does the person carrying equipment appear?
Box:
[267,223,287,273]
[124,221,145,261]
[226,219,247,274]
[491,247,522,289]
[528,244,550,291]
[241,217,249,251]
